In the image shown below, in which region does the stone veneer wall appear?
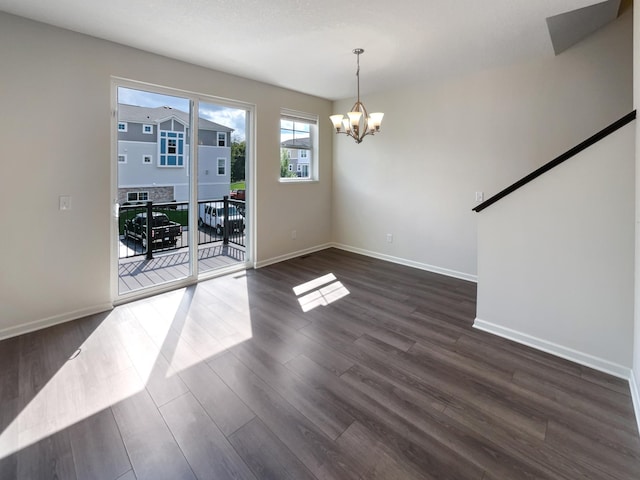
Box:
[118,186,175,204]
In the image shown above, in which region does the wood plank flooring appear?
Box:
[1,248,639,479]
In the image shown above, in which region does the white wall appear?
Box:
[0,13,333,337]
[332,10,633,280]
[475,122,635,374]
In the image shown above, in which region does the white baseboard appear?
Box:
[0,303,113,341]
[630,372,640,436]
[473,318,631,379]
[255,243,333,269]
[332,243,477,283]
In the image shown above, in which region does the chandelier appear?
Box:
[329,48,384,144]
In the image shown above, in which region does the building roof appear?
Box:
[118,104,233,132]
[281,137,311,150]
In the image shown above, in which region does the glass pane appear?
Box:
[117,86,191,295]
[197,101,247,275]
[280,116,313,179]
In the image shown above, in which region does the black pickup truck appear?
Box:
[123,212,182,249]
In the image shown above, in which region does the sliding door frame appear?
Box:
[110,77,256,304]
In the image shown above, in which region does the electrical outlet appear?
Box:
[386,233,393,243]
[475,191,484,202]
[59,195,71,211]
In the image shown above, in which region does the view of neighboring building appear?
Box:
[117,104,234,204]
[281,137,311,178]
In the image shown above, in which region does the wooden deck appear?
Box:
[118,242,245,294]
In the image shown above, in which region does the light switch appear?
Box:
[475,192,484,202]
[59,195,71,211]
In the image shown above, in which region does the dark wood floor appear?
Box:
[1,248,639,479]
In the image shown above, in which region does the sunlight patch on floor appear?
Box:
[0,278,253,459]
[0,310,146,458]
[293,273,350,312]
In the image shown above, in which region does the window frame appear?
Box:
[279,109,318,182]
[118,122,128,132]
[217,132,227,147]
[127,191,149,202]
[217,157,226,176]
[142,154,152,164]
[158,130,185,167]
[118,154,127,163]
[142,124,153,134]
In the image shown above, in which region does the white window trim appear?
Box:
[118,122,128,132]
[217,157,226,176]
[279,108,318,183]
[217,132,227,147]
[127,190,149,202]
[158,130,185,168]
[142,124,153,134]
[118,154,127,163]
[143,154,152,164]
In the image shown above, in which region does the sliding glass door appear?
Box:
[113,81,251,298]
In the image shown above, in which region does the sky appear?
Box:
[118,87,247,141]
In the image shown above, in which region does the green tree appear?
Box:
[280,149,296,178]
[231,136,246,183]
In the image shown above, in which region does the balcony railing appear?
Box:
[118,196,246,260]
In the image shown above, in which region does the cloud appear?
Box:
[118,87,189,111]
[199,104,247,141]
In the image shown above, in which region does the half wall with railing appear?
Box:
[474,111,636,377]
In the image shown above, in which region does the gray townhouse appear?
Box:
[281,137,311,177]
[117,104,233,204]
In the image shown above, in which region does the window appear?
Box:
[127,191,149,202]
[217,132,226,147]
[143,124,153,134]
[143,154,152,164]
[217,158,226,175]
[118,122,127,132]
[118,154,127,163]
[159,130,185,167]
[280,109,317,180]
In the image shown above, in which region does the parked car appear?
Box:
[198,203,245,236]
[230,189,245,200]
[124,212,182,249]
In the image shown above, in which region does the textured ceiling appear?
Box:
[0,0,612,100]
